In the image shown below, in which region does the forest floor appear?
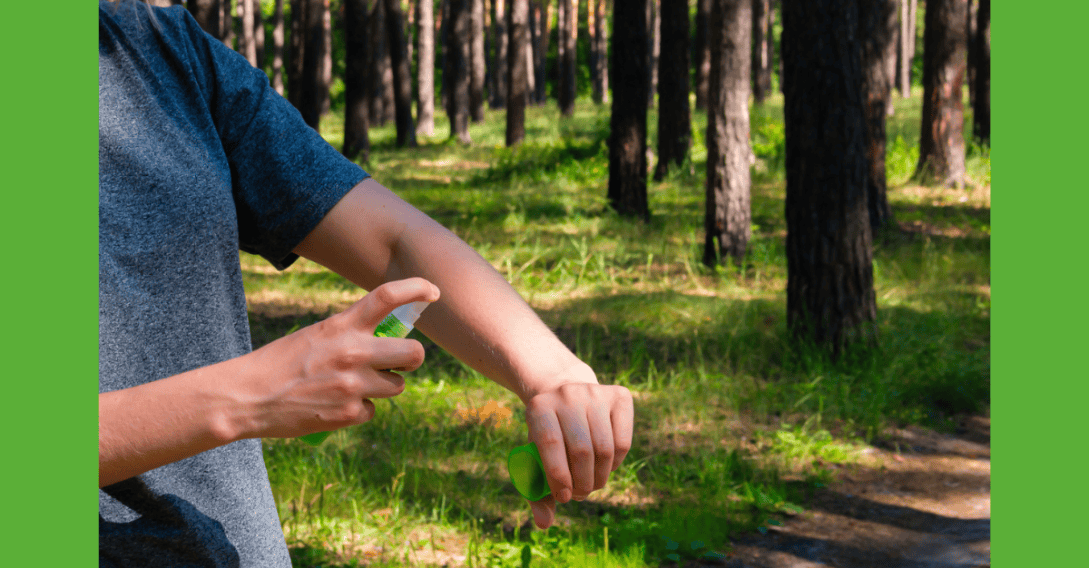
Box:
[718,415,990,568]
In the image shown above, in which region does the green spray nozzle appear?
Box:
[507,442,551,501]
[300,300,431,446]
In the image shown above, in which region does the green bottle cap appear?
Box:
[507,443,551,501]
[300,430,332,446]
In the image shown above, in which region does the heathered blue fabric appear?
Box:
[98,2,368,566]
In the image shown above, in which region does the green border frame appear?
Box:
[2,2,97,565]
[992,0,1082,565]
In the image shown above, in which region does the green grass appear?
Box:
[243,90,989,567]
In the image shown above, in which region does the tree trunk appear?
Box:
[417,0,436,136]
[188,0,222,40]
[782,0,877,352]
[507,0,530,146]
[654,0,691,181]
[221,0,235,48]
[387,0,418,147]
[254,0,266,69]
[343,0,371,161]
[492,0,508,108]
[369,0,392,126]
[590,0,608,104]
[239,0,257,66]
[558,0,578,115]
[646,0,659,107]
[448,0,473,143]
[861,0,897,231]
[916,0,967,187]
[973,0,989,145]
[534,0,552,104]
[441,0,450,112]
[608,0,649,221]
[471,0,487,121]
[289,0,325,129]
[966,0,976,107]
[272,0,285,94]
[693,0,711,111]
[320,0,332,115]
[897,0,917,96]
[751,0,770,104]
[704,0,751,267]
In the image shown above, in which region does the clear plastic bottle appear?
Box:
[300,301,431,446]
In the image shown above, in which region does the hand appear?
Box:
[522,379,634,529]
[231,277,440,440]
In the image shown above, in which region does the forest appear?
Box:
[154,1,991,566]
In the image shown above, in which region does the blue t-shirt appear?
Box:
[98,2,368,566]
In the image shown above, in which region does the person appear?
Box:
[98,2,633,566]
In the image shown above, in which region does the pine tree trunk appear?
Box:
[608,0,649,221]
[751,0,770,104]
[320,0,332,115]
[448,0,473,143]
[646,0,659,107]
[558,0,577,116]
[239,0,257,66]
[254,0,265,69]
[861,0,897,231]
[343,0,371,161]
[387,0,418,147]
[222,0,235,48]
[188,0,222,40]
[535,0,552,104]
[966,0,977,107]
[783,0,877,353]
[272,0,285,94]
[471,0,486,121]
[916,0,967,187]
[507,0,530,146]
[289,0,325,129]
[973,0,989,145]
[591,0,608,104]
[492,0,508,109]
[693,0,711,111]
[704,0,751,267]
[897,0,917,96]
[654,0,691,181]
[417,0,436,136]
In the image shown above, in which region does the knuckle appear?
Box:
[569,444,594,462]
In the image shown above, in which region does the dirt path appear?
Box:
[722,417,990,568]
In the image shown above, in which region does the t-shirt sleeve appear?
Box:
[175,7,369,270]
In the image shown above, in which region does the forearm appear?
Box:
[294,179,596,403]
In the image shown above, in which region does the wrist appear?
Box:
[517,358,598,403]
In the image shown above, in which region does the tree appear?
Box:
[589,0,608,104]
[533,0,551,104]
[646,0,659,107]
[507,0,530,146]
[608,0,649,221]
[343,0,371,161]
[491,0,508,108]
[221,0,234,48]
[693,0,711,111]
[239,0,258,67]
[703,0,751,267]
[782,0,877,352]
[387,0,417,147]
[369,0,394,126]
[861,0,897,231]
[188,0,222,40]
[558,0,578,116]
[417,0,436,136]
[448,0,473,144]
[272,0,285,94]
[897,0,917,97]
[916,0,967,187]
[289,0,326,129]
[751,0,771,104]
[972,0,989,145]
[471,0,487,121]
[654,0,691,181]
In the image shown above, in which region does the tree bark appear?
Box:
[608,0,649,221]
[272,0,285,94]
[448,0,473,143]
[239,0,257,67]
[254,0,265,69]
[654,0,691,181]
[783,0,877,352]
[288,0,326,129]
[343,0,371,161]
[646,0,659,107]
[471,0,487,121]
[590,0,608,104]
[751,0,770,104]
[558,0,578,115]
[221,0,235,48]
[861,0,897,231]
[534,0,552,104]
[973,0,989,145]
[491,0,508,108]
[417,0,437,136]
[693,0,711,111]
[916,0,967,187]
[704,0,751,267]
[966,0,976,107]
[188,0,222,40]
[370,0,395,126]
[387,0,418,147]
[507,0,530,146]
[897,0,917,96]
[320,0,332,115]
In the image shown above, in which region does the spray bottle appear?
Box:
[300,300,431,446]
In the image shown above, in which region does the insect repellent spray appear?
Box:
[300,300,431,446]
[507,442,551,501]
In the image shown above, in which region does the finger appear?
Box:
[347,278,440,330]
[529,495,556,530]
[557,410,595,501]
[365,337,427,374]
[527,408,574,504]
[360,370,407,400]
[610,387,635,471]
[585,403,615,492]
